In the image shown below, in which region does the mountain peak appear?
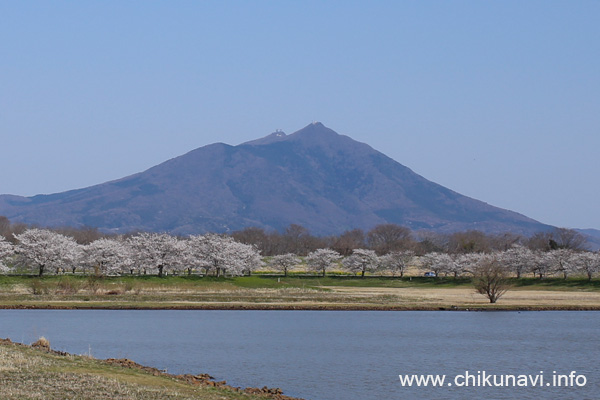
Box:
[288,121,341,142]
[243,122,338,146]
[0,123,552,236]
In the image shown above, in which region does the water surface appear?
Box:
[0,310,597,400]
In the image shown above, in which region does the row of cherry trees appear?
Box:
[1,228,599,280]
[271,246,600,280]
[0,229,261,277]
[420,247,600,280]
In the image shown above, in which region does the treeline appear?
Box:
[233,224,589,255]
[1,216,598,281]
[0,216,590,256]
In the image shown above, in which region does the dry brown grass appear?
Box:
[324,286,600,309]
[0,341,287,400]
[2,275,600,310]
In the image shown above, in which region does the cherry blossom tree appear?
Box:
[573,252,600,281]
[342,249,379,278]
[532,251,554,279]
[499,245,534,278]
[234,240,264,276]
[450,253,482,278]
[306,249,340,277]
[269,253,300,277]
[128,233,186,277]
[15,229,78,276]
[420,252,454,277]
[379,250,415,278]
[545,248,576,279]
[84,238,133,276]
[188,234,262,277]
[0,236,14,273]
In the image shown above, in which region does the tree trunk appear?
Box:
[38,264,45,277]
[361,269,365,278]
[158,265,164,277]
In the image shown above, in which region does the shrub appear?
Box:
[55,278,81,295]
[28,279,49,295]
[85,276,103,294]
[31,336,51,350]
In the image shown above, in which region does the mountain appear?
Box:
[0,122,553,236]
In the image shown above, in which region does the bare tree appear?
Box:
[447,231,491,254]
[414,232,448,254]
[472,257,511,303]
[526,232,554,251]
[367,224,413,255]
[232,227,270,254]
[332,229,365,256]
[526,229,587,252]
[0,216,11,239]
[552,228,587,251]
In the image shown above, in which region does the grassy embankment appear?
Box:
[1,273,600,310]
[0,337,296,400]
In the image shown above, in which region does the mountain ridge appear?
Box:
[0,123,553,236]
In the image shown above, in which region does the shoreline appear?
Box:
[1,304,600,311]
[0,337,304,400]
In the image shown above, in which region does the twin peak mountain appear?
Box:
[0,123,550,236]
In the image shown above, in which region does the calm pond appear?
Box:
[0,310,598,400]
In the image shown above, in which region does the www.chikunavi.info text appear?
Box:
[399,371,587,387]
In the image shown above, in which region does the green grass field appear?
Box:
[0,273,599,310]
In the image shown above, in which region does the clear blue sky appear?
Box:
[1,1,598,230]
